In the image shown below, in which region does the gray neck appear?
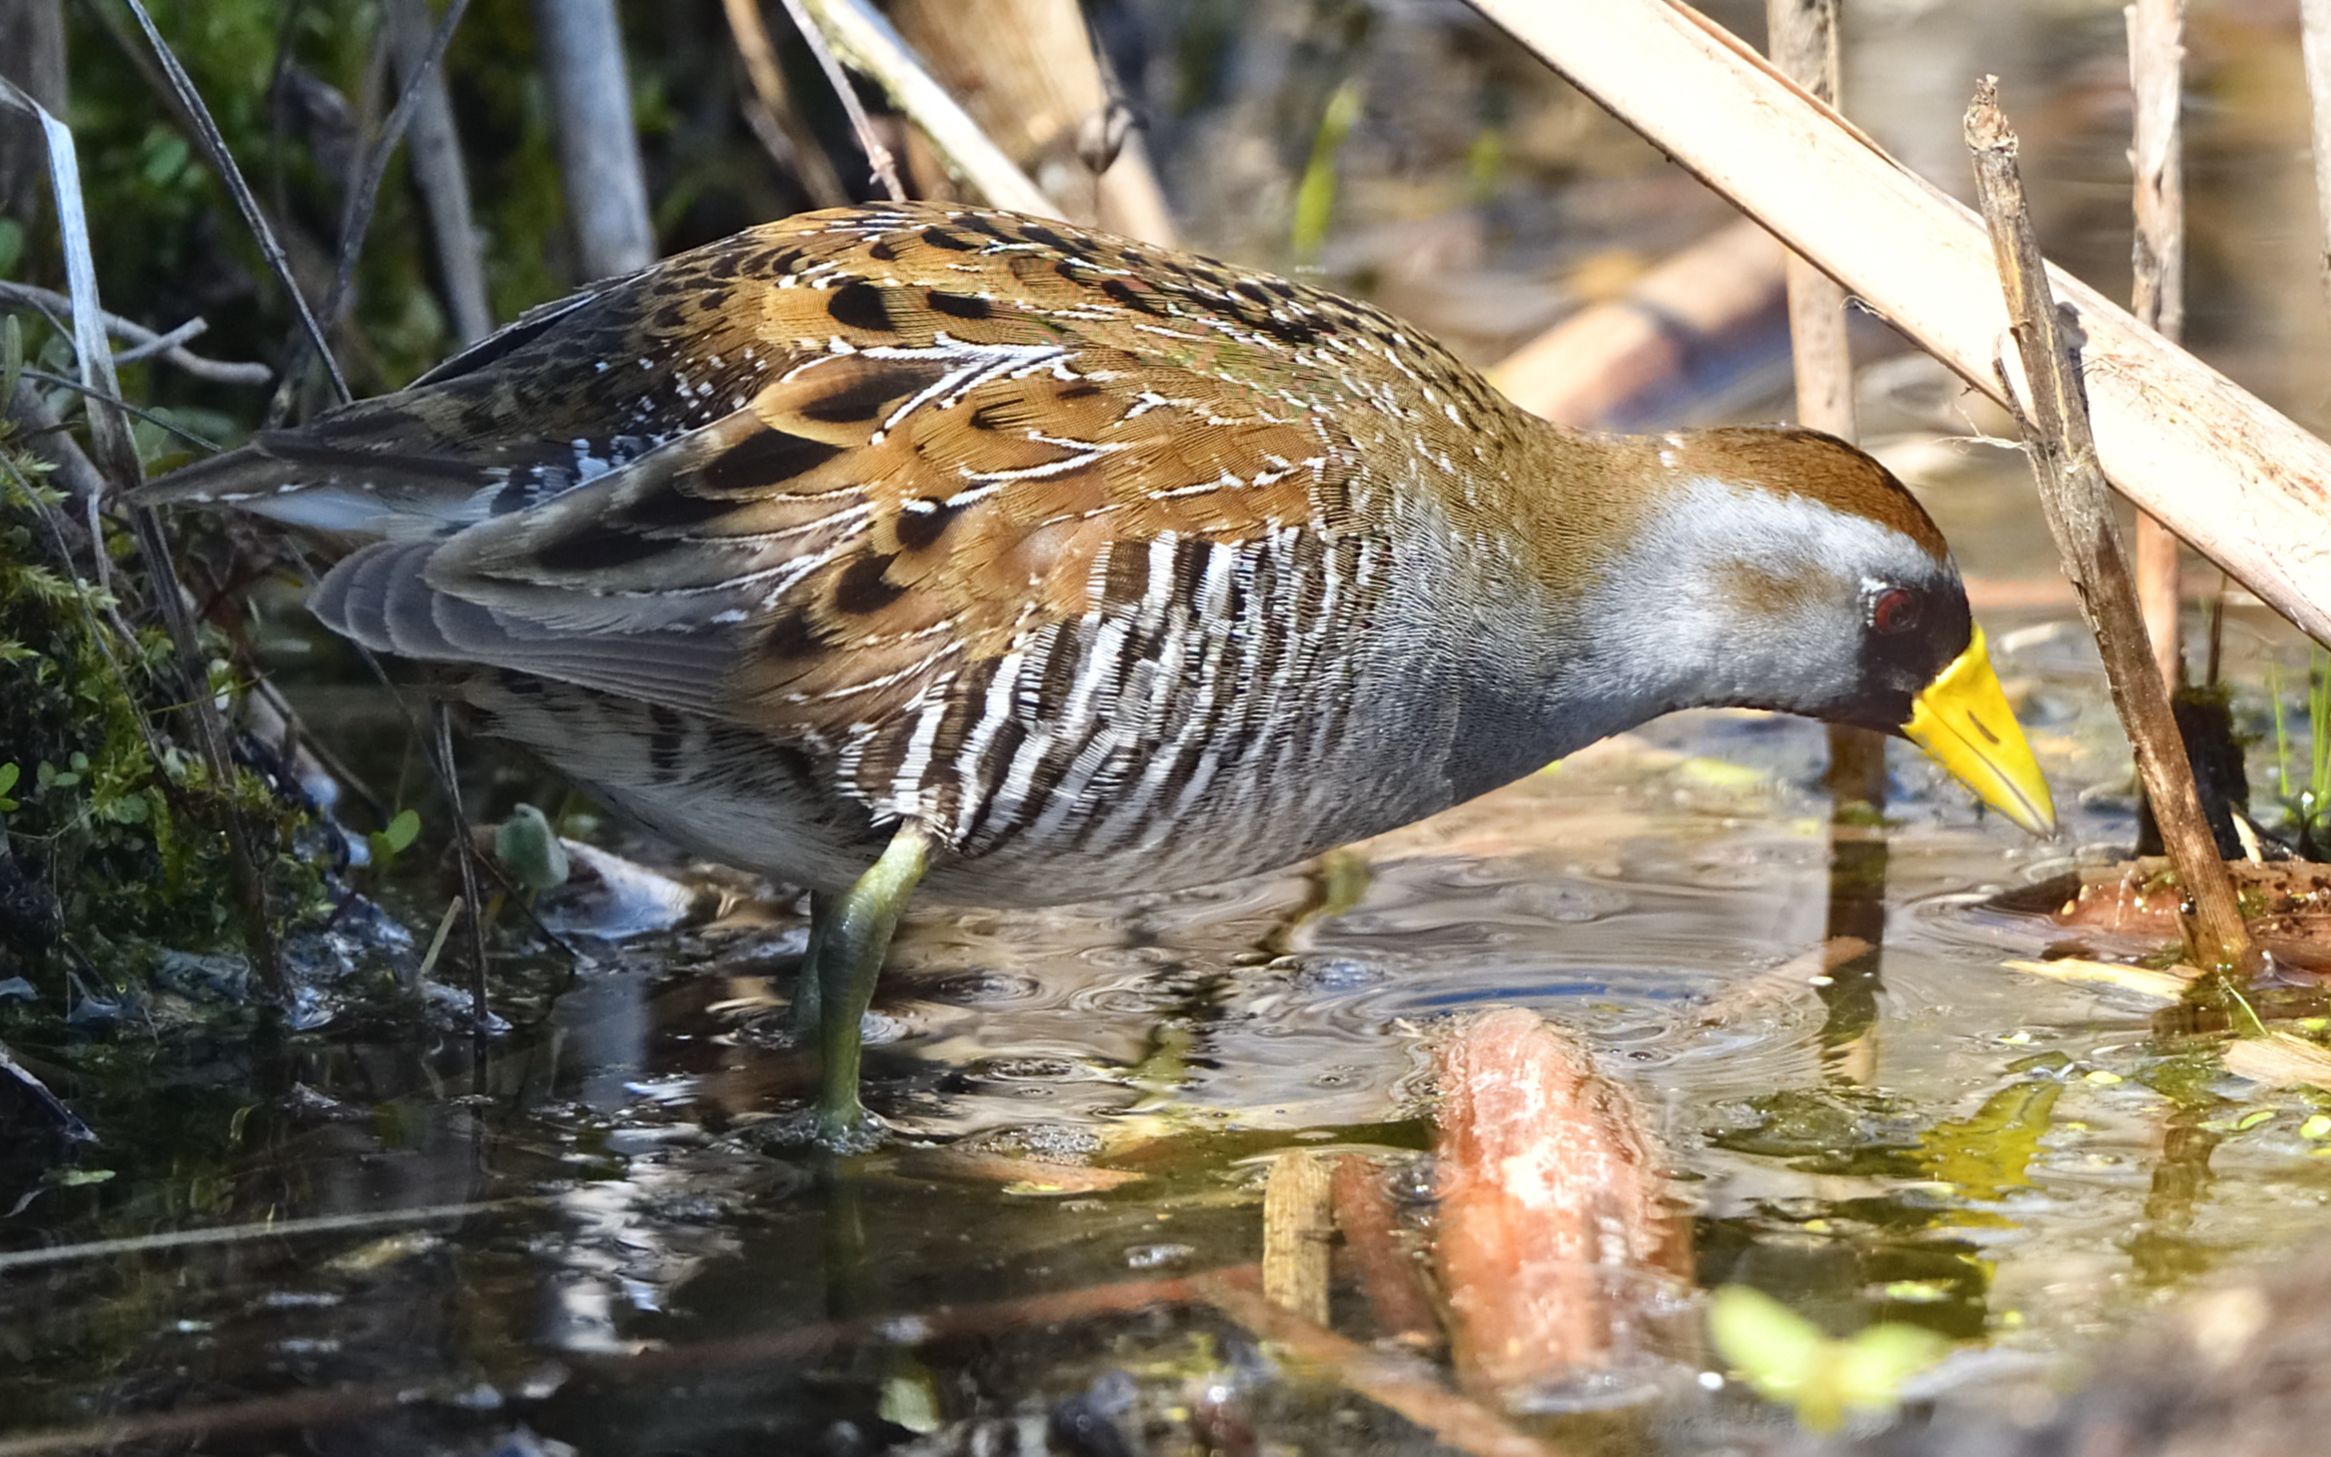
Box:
[1427,475,1950,798]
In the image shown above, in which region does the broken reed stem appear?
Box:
[719,0,852,207]
[1965,78,2254,973]
[1262,1148,1335,1325]
[2128,0,2187,687]
[778,0,908,202]
[789,0,1056,215]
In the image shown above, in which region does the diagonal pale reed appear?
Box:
[142,203,2054,1140]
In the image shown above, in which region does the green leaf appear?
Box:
[43,1167,115,1188]
[494,803,570,894]
[1709,1285,1826,1405]
[380,808,420,856]
[0,764,18,799]
[140,131,191,187]
[1830,1323,1951,1418]
[1710,1285,1950,1434]
[0,217,23,279]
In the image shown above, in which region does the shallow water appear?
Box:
[7,1,2331,1453]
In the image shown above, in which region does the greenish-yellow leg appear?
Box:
[788,889,838,1040]
[813,823,930,1140]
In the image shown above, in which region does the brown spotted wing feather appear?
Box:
[141,203,1535,852]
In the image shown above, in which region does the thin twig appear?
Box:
[2128,0,2187,687]
[434,702,492,1027]
[0,1197,532,1276]
[0,281,270,384]
[1964,77,2253,973]
[120,0,349,404]
[778,0,906,201]
[312,0,475,348]
[720,0,852,207]
[18,366,225,450]
[789,0,1055,215]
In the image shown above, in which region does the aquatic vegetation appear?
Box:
[0,430,323,991]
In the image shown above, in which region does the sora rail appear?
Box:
[144,202,2055,1139]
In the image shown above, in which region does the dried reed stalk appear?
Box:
[1464,0,2331,650]
[384,0,491,344]
[1765,0,1888,823]
[719,0,851,207]
[1966,78,2253,973]
[2302,0,2331,318]
[778,0,907,201]
[2128,0,2186,686]
[790,0,1055,215]
[1486,218,1783,426]
[888,0,1178,243]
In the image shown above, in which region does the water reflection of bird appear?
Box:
[141,203,2054,1141]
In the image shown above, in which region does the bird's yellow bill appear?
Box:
[1901,627,2057,836]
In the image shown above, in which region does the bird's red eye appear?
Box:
[1872,587,1920,636]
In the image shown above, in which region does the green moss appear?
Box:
[0,436,323,991]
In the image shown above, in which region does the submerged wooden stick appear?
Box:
[1965,79,2253,974]
[1464,0,2331,649]
[2127,0,2187,686]
[1262,1149,1334,1325]
[1434,1009,1681,1404]
[1200,1277,1564,1457]
[1331,1154,1443,1347]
